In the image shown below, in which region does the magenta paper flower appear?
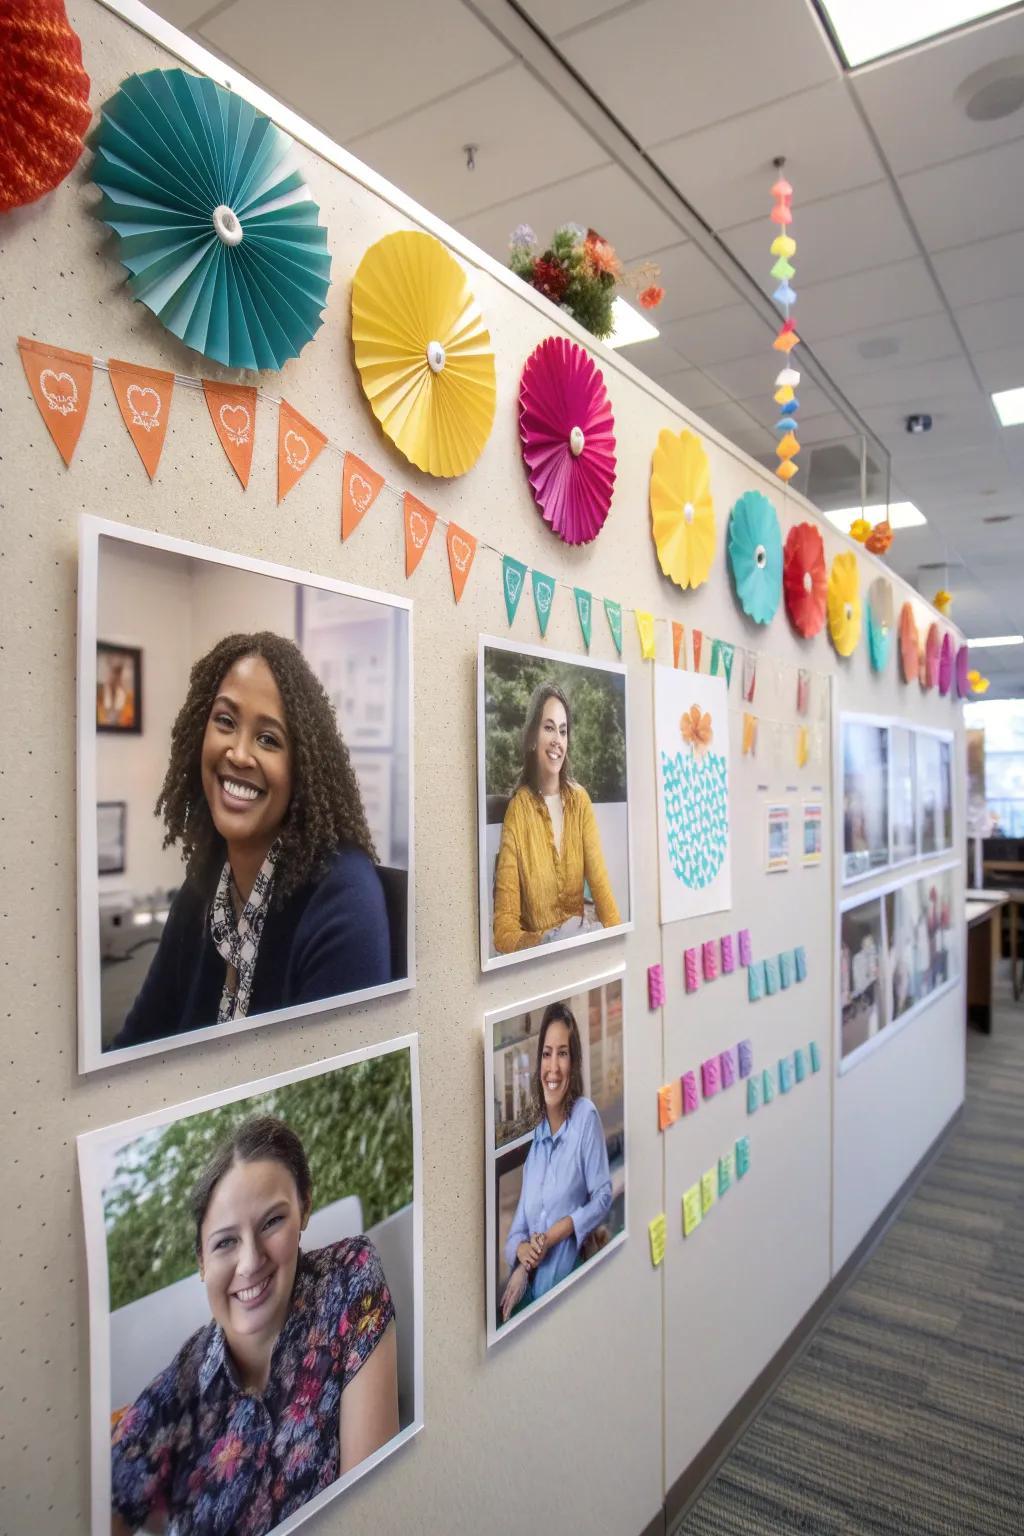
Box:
[939,632,954,696]
[957,643,970,698]
[519,336,616,544]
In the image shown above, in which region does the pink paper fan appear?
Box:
[519,336,616,544]
[939,632,954,696]
[957,643,970,698]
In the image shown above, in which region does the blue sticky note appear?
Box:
[718,1151,735,1196]
[794,1048,807,1083]
[738,1039,753,1078]
[735,1136,751,1178]
[794,944,807,982]
[747,1076,761,1114]
[809,1040,821,1073]
[764,957,780,995]
[748,960,765,1002]
[762,1067,776,1104]
[779,950,794,989]
[778,1056,794,1093]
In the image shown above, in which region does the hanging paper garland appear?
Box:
[650,428,715,591]
[898,603,919,683]
[866,576,894,672]
[727,490,782,624]
[827,552,861,657]
[782,522,826,637]
[923,622,941,690]
[938,632,954,696]
[518,336,616,544]
[91,69,331,372]
[768,162,800,484]
[0,0,91,213]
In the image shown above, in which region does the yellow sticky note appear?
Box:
[742,712,758,756]
[796,724,809,768]
[636,609,656,660]
[649,1213,667,1266]
[682,1183,702,1237]
[701,1168,717,1215]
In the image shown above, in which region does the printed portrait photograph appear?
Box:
[477,638,631,971]
[839,896,888,1061]
[889,725,918,865]
[886,865,958,1024]
[78,518,413,1071]
[78,1037,422,1536]
[917,731,954,856]
[842,719,890,882]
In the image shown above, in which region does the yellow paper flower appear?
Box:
[351,230,496,477]
[933,588,952,615]
[827,551,861,657]
[849,518,871,543]
[968,669,990,693]
[650,428,715,590]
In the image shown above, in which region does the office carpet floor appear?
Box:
[675,986,1024,1536]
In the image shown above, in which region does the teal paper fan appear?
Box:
[91,69,331,371]
[727,490,782,624]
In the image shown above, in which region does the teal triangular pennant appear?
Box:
[501,555,527,626]
[710,638,721,677]
[720,641,734,687]
[533,570,556,637]
[574,587,592,649]
[604,597,622,656]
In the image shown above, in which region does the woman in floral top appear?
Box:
[111,1115,398,1536]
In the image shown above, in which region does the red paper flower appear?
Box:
[0,0,91,213]
[783,521,827,637]
[638,285,664,310]
[532,256,569,302]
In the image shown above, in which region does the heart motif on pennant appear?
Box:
[40,368,78,416]
[579,596,590,624]
[450,535,472,572]
[536,582,552,613]
[349,473,373,513]
[284,430,310,471]
[505,567,522,603]
[409,510,430,548]
[126,384,161,431]
[219,403,251,445]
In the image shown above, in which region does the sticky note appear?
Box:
[794,944,808,982]
[764,957,780,995]
[658,1081,682,1129]
[701,1168,717,1215]
[778,1056,794,1093]
[649,1213,667,1266]
[809,1040,821,1073]
[702,939,719,982]
[747,1076,761,1114]
[720,1046,737,1089]
[682,1183,702,1236]
[762,1067,776,1104]
[738,928,752,966]
[737,1039,753,1078]
[779,950,794,989]
[718,1151,735,1196]
[647,963,665,1008]
[735,1136,751,1178]
[794,1047,807,1083]
[701,1056,721,1099]
[748,960,765,1002]
[720,933,736,974]
[684,947,700,993]
[682,1070,699,1114]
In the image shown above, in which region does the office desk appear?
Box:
[966,892,1008,1031]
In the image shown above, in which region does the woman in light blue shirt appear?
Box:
[500,1002,612,1323]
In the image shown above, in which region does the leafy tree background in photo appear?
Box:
[103,1052,413,1311]
[484,649,626,810]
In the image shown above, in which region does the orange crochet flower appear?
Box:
[865,519,893,555]
[638,285,664,309]
[680,704,713,754]
[584,228,622,280]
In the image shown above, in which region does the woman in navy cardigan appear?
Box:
[114,632,391,1050]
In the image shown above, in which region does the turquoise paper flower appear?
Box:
[727,490,782,624]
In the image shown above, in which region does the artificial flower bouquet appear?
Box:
[509,223,663,341]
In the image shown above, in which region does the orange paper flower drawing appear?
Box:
[680,705,713,755]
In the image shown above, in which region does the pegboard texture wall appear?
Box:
[0,3,965,1531]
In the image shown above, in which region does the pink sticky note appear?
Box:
[738,929,752,967]
[682,1070,699,1114]
[647,964,665,1009]
[702,939,719,981]
[720,933,735,974]
[720,1046,737,1088]
[684,947,701,993]
[701,1056,721,1099]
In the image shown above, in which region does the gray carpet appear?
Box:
[675,984,1024,1536]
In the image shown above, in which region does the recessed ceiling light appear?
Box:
[818,2,1014,68]
[966,634,1024,647]
[857,335,900,360]
[992,387,1024,425]
[824,502,927,531]
[605,296,660,349]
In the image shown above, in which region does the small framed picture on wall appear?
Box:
[96,642,143,734]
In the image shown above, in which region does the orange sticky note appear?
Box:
[277,399,327,503]
[672,620,684,669]
[742,712,758,756]
[19,336,94,466]
[203,379,257,489]
[341,452,385,540]
[403,492,436,577]
[446,522,477,603]
[108,359,174,480]
[658,1081,682,1131]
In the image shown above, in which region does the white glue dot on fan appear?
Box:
[684,501,695,525]
[803,571,813,594]
[426,340,446,373]
[569,426,585,457]
[755,544,767,569]
[845,602,854,622]
[212,205,243,246]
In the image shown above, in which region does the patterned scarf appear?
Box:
[209,842,279,1023]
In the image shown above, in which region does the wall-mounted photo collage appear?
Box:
[841,715,953,886]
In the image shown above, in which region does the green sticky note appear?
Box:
[762,1067,776,1104]
[736,1135,751,1178]
[648,1212,667,1266]
[747,1076,761,1114]
[682,1183,702,1236]
[701,1168,717,1215]
[794,1047,807,1083]
[810,1040,821,1073]
[718,1151,734,1196]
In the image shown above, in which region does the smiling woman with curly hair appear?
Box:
[114,632,391,1049]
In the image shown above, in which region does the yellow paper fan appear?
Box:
[650,428,715,590]
[351,230,496,477]
[827,551,862,657]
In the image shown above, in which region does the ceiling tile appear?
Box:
[737,382,835,430]
[863,398,1000,458]
[651,81,881,231]
[697,399,770,445]
[933,229,1024,309]
[851,10,1024,174]
[796,409,865,446]
[956,294,1024,354]
[972,344,1024,390]
[841,354,979,408]
[146,0,220,24]
[812,314,963,380]
[796,260,944,343]
[199,0,510,142]
[634,242,740,323]
[900,137,1024,251]
[518,0,628,33]
[661,303,774,368]
[698,352,772,401]
[347,66,607,222]
[614,334,692,379]
[652,367,730,411]
[557,0,836,148]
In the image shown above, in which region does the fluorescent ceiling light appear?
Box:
[605,296,659,349]
[819,2,1012,67]
[991,387,1024,425]
[967,634,1024,647]
[824,502,927,532]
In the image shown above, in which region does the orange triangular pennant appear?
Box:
[19,336,93,466]
[692,628,703,672]
[341,452,386,540]
[277,399,327,503]
[108,359,174,480]
[203,380,257,488]
[404,493,437,577]
[672,620,685,669]
[446,522,477,603]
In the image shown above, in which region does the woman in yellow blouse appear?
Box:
[493,683,621,954]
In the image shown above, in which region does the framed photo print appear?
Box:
[841,717,890,883]
[97,642,142,734]
[917,730,954,856]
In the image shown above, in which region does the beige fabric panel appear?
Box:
[0,2,964,1530]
